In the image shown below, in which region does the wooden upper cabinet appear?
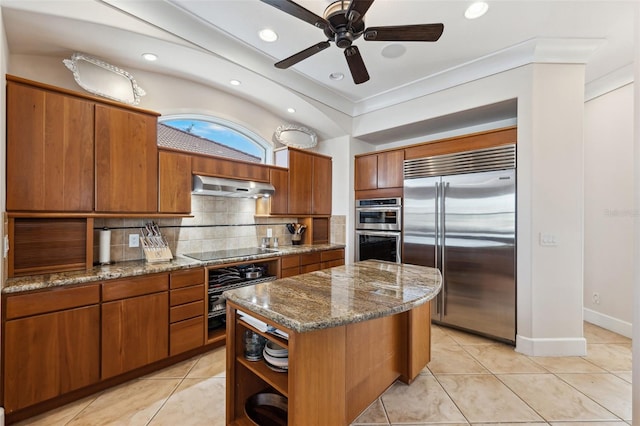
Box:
[95,105,159,213]
[274,147,333,216]
[6,81,94,212]
[159,150,192,213]
[269,168,289,215]
[191,155,269,182]
[312,155,332,215]
[377,150,404,189]
[354,150,404,191]
[354,154,378,191]
[287,149,314,215]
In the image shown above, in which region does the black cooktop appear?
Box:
[184,247,278,261]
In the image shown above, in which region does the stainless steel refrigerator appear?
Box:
[403,145,516,343]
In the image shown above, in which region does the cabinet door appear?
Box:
[159,151,192,213]
[269,168,289,215]
[6,82,94,212]
[101,292,169,379]
[312,155,332,215]
[4,306,100,412]
[191,155,269,182]
[95,105,158,213]
[287,150,313,215]
[377,150,404,189]
[354,154,378,191]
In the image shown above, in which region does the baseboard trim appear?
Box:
[515,335,587,357]
[583,308,632,338]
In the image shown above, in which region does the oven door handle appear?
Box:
[355,230,402,237]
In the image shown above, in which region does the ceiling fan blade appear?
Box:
[260,0,329,30]
[275,41,331,69]
[364,23,444,42]
[346,0,375,23]
[344,45,370,84]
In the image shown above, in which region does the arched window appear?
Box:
[158,115,273,164]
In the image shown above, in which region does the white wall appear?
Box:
[584,84,634,337]
[314,135,375,263]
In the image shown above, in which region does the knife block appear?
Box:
[141,236,173,263]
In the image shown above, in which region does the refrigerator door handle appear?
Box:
[434,181,441,316]
[441,181,449,316]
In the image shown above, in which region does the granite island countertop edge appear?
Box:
[224,260,442,333]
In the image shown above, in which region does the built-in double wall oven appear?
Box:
[355,197,401,263]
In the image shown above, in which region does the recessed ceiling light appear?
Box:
[259,28,278,42]
[230,79,241,86]
[287,107,296,113]
[329,72,344,81]
[141,53,158,61]
[465,1,489,19]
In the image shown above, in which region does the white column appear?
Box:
[515,63,587,356]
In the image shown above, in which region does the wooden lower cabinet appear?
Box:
[170,316,204,356]
[280,248,344,278]
[4,305,100,413]
[101,291,169,379]
[169,268,206,356]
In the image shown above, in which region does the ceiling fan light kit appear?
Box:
[260,0,444,84]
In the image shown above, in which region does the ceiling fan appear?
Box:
[260,0,444,84]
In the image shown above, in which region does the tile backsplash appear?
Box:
[94,195,346,263]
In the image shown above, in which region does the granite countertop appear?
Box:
[2,244,345,294]
[224,259,442,333]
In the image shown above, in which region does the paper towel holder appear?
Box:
[99,227,113,266]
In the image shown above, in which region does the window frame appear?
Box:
[159,114,273,165]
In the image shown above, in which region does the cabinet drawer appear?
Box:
[322,259,344,269]
[281,267,300,278]
[281,255,299,269]
[170,316,204,356]
[170,284,205,307]
[170,268,204,289]
[5,284,100,320]
[170,300,204,323]
[102,274,168,302]
[300,263,321,274]
[321,249,344,262]
[299,252,321,266]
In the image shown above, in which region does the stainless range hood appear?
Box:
[192,175,275,198]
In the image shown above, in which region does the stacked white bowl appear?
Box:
[263,340,288,372]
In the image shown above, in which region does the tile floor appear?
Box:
[14,322,632,425]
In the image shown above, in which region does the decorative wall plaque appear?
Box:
[63,52,146,105]
[273,124,318,149]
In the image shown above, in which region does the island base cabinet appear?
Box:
[3,306,100,413]
[288,326,347,425]
[226,301,431,426]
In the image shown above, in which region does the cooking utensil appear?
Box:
[245,392,288,426]
[286,223,295,234]
[239,265,264,279]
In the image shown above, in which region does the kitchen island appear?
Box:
[224,260,442,426]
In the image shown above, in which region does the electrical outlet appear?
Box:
[592,292,600,305]
[129,234,140,248]
[539,233,558,247]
